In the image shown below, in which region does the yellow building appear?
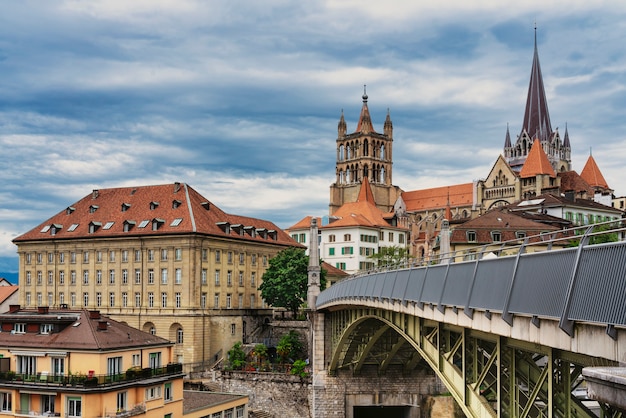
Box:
[0,306,186,417]
[12,183,300,369]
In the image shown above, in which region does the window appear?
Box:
[47,270,53,285]
[161,268,168,284]
[238,293,243,308]
[399,234,405,244]
[109,269,115,284]
[226,293,232,309]
[201,292,207,308]
[40,323,53,334]
[132,354,140,367]
[59,270,65,285]
[48,252,54,263]
[16,355,36,374]
[52,357,65,376]
[14,323,26,334]
[467,231,477,242]
[202,249,208,261]
[71,270,77,285]
[135,269,141,284]
[230,323,236,335]
[344,234,351,241]
[491,231,502,242]
[122,269,128,284]
[109,292,115,307]
[341,247,353,255]
[236,406,245,418]
[109,250,115,262]
[37,271,42,285]
[122,292,128,307]
[329,234,336,242]
[116,392,127,412]
[122,250,128,262]
[83,292,89,306]
[148,292,154,307]
[135,292,141,307]
[83,270,89,285]
[95,269,102,285]
[251,254,257,265]
[238,271,244,286]
[70,252,77,263]
[26,253,32,264]
[175,292,181,308]
[388,232,394,241]
[201,269,207,284]
[26,271,31,285]
[239,252,245,264]
[59,252,65,263]
[134,250,141,262]
[214,293,219,309]
[227,271,232,286]
[71,292,76,306]
[96,292,102,307]
[329,248,335,256]
[164,382,173,401]
[176,328,183,344]
[161,292,167,307]
[149,352,162,369]
[215,250,221,263]
[67,397,82,418]
[215,270,220,285]
[336,262,346,270]
[107,357,123,376]
[250,294,255,308]
[145,385,161,400]
[251,272,256,287]
[83,251,89,263]
[59,292,65,305]
[37,253,43,264]
[227,251,233,264]
[37,292,42,305]
[175,248,182,261]
[161,249,168,261]
[148,250,154,261]
[516,231,526,239]
[175,268,182,284]
[148,269,154,284]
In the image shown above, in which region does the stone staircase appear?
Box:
[249,409,273,418]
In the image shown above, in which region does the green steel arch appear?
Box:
[327,307,622,418]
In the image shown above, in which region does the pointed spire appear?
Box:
[504,123,512,148]
[580,154,609,189]
[384,107,393,137]
[356,176,376,205]
[519,139,556,178]
[521,27,552,143]
[338,108,347,137]
[563,122,571,148]
[356,85,375,133]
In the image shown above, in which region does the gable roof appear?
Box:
[401,183,474,212]
[580,155,609,189]
[13,182,298,247]
[0,286,18,305]
[519,140,556,178]
[558,171,593,195]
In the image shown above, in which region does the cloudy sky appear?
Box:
[1,1,626,276]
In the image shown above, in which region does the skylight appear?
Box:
[103,221,115,230]
[138,220,150,228]
[68,224,79,232]
[171,218,183,227]
[40,225,51,233]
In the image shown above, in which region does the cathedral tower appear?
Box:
[504,28,571,173]
[329,87,402,215]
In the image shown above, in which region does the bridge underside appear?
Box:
[327,307,623,418]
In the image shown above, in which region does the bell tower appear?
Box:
[329,87,401,214]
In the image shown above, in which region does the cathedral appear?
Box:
[329,30,617,262]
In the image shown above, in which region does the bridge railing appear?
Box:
[317,219,626,337]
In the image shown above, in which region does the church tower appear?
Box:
[504,28,571,173]
[329,87,402,215]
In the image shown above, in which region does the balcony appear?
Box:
[0,363,183,390]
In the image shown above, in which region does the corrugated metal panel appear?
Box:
[569,242,626,326]
[405,268,427,302]
[508,248,577,318]
[372,271,387,299]
[364,274,378,298]
[440,262,475,307]
[421,265,448,304]
[390,269,411,301]
[470,257,516,312]
[380,270,398,300]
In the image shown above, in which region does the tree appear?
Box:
[259,247,326,315]
[368,245,412,268]
[276,330,303,363]
[227,341,246,370]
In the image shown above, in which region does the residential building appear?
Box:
[12,182,300,368]
[0,307,186,417]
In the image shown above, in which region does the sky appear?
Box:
[1,1,626,276]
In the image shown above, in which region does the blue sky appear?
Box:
[2,1,626,275]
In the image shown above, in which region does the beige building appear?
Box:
[12,182,299,369]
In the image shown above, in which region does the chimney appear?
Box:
[89,310,101,320]
[38,306,49,314]
[97,320,108,331]
[92,189,99,199]
[8,305,20,313]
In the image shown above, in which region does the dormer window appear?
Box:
[201,202,210,211]
[256,228,267,239]
[66,206,76,215]
[150,201,159,210]
[491,231,502,243]
[89,205,99,214]
[516,231,526,239]
[121,203,131,212]
[268,230,277,240]
[216,222,230,234]
[40,324,53,334]
[244,226,256,237]
[50,224,62,236]
[466,231,477,242]
[89,221,102,234]
[14,323,26,334]
[172,200,182,209]
[152,218,165,231]
[231,224,244,236]
[123,220,136,232]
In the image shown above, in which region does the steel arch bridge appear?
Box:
[314,232,626,418]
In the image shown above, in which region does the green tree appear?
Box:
[252,343,268,368]
[259,247,326,315]
[367,245,412,268]
[276,330,303,363]
[227,341,246,370]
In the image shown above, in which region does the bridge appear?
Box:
[310,224,626,418]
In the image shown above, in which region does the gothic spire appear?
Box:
[384,107,393,138]
[356,85,374,133]
[504,123,512,148]
[563,122,571,148]
[338,109,347,137]
[521,27,552,142]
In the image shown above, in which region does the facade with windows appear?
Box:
[12,183,300,367]
[0,307,191,417]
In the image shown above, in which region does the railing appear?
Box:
[317,220,626,336]
[0,363,183,389]
[99,402,146,418]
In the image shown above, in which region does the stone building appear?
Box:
[12,182,299,368]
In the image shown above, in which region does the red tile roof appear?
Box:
[13,183,298,247]
[580,155,609,188]
[519,140,556,178]
[0,309,170,351]
[286,216,322,232]
[401,183,474,212]
[0,286,18,305]
[558,171,593,195]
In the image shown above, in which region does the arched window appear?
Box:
[380,145,385,160]
[177,328,184,344]
[363,140,369,156]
